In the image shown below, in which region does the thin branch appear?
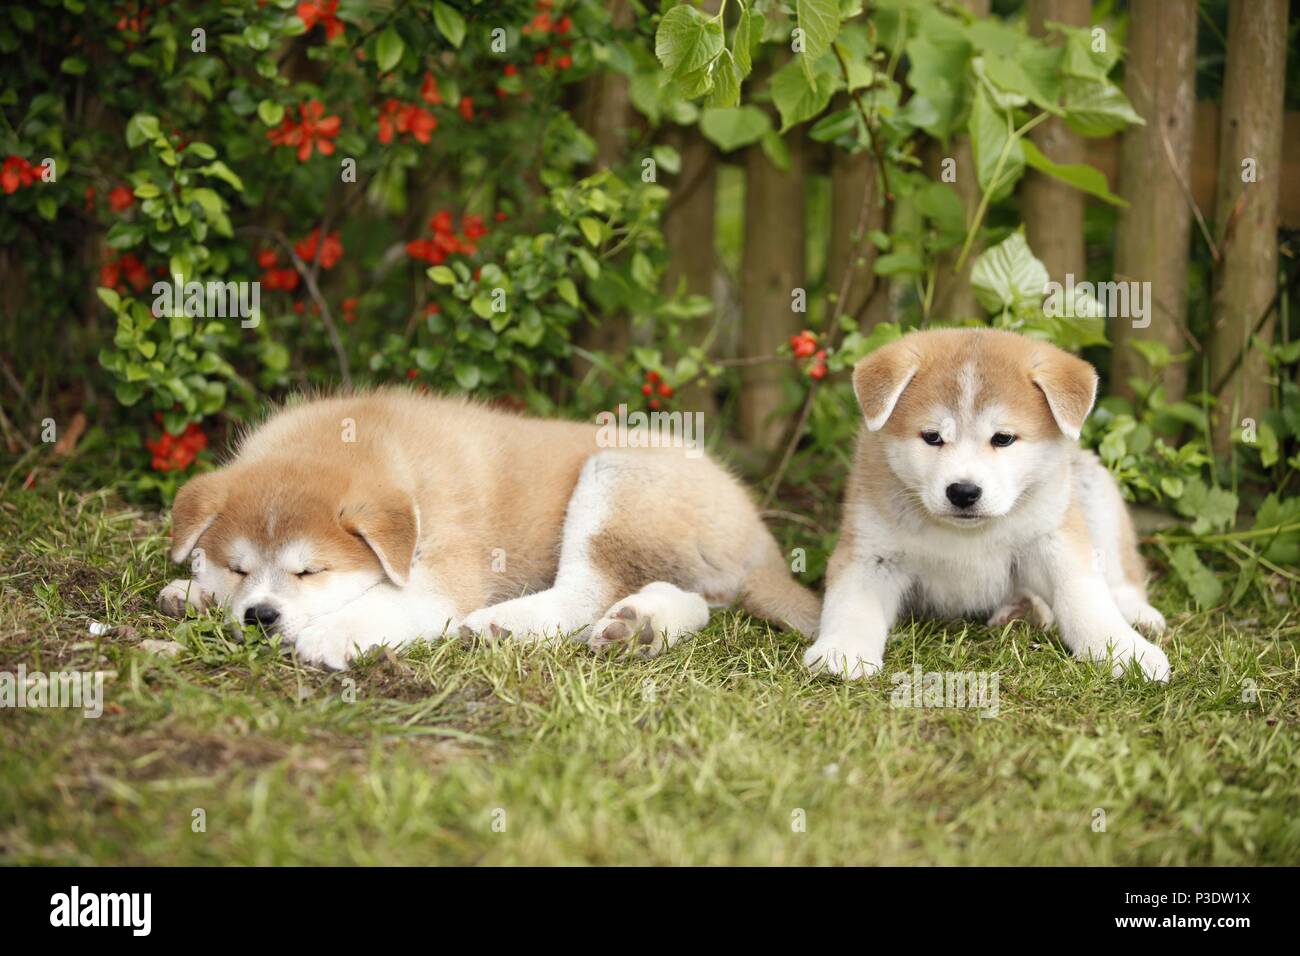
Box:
[240,226,352,388]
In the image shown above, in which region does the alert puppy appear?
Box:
[158,390,818,669]
[804,328,1171,683]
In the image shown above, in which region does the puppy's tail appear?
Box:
[739,561,821,639]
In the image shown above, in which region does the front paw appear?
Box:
[803,635,884,681]
[158,579,210,617]
[290,621,366,670]
[1080,630,1171,683]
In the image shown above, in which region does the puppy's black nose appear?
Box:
[244,604,280,628]
[946,482,983,509]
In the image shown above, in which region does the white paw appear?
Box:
[459,593,587,643]
[803,636,883,681]
[158,579,209,617]
[1128,603,1167,637]
[289,620,369,670]
[1113,586,1167,636]
[587,583,708,658]
[1080,630,1171,682]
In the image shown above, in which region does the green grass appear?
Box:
[2,487,1298,865]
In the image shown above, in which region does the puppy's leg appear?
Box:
[1022,509,1170,682]
[803,543,909,681]
[158,579,212,617]
[460,454,623,641]
[1075,450,1166,636]
[291,573,458,670]
[588,582,710,657]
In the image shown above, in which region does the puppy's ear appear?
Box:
[171,471,228,563]
[1030,346,1098,440]
[852,340,920,431]
[341,491,420,587]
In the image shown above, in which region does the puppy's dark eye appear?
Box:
[921,430,944,447]
[991,432,1017,447]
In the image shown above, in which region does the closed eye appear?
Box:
[296,568,325,578]
[228,567,247,577]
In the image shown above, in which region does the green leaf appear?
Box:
[376,27,404,72]
[1168,545,1223,610]
[60,56,87,75]
[873,253,925,277]
[257,100,285,126]
[556,278,580,308]
[1021,139,1127,207]
[970,232,1049,315]
[199,161,244,192]
[97,287,121,312]
[968,85,1024,201]
[760,130,790,172]
[771,58,836,132]
[125,113,161,148]
[453,362,481,390]
[433,2,466,48]
[1174,478,1239,535]
[655,4,725,78]
[734,5,753,79]
[1062,77,1144,137]
[706,49,741,108]
[427,266,456,285]
[796,0,841,84]
[578,217,603,247]
[699,105,771,152]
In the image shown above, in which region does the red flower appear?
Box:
[657,383,674,398]
[401,103,437,143]
[808,349,828,380]
[406,368,419,379]
[462,214,487,240]
[294,229,343,269]
[378,99,437,145]
[2,156,37,194]
[261,267,300,291]
[789,329,818,359]
[556,54,573,70]
[431,210,454,235]
[297,0,344,40]
[256,249,279,269]
[341,297,358,322]
[458,96,474,121]
[421,71,443,106]
[503,64,518,77]
[267,100,340,161]
[146,423,208,472]
[109,185,135,212]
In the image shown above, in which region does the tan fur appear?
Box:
[168,389,819,653]
[808,328,1169,682]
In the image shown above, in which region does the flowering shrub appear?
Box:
[0,0,709,497]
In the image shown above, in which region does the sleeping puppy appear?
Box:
[158,390,819,669]
[804,328,1170,683]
